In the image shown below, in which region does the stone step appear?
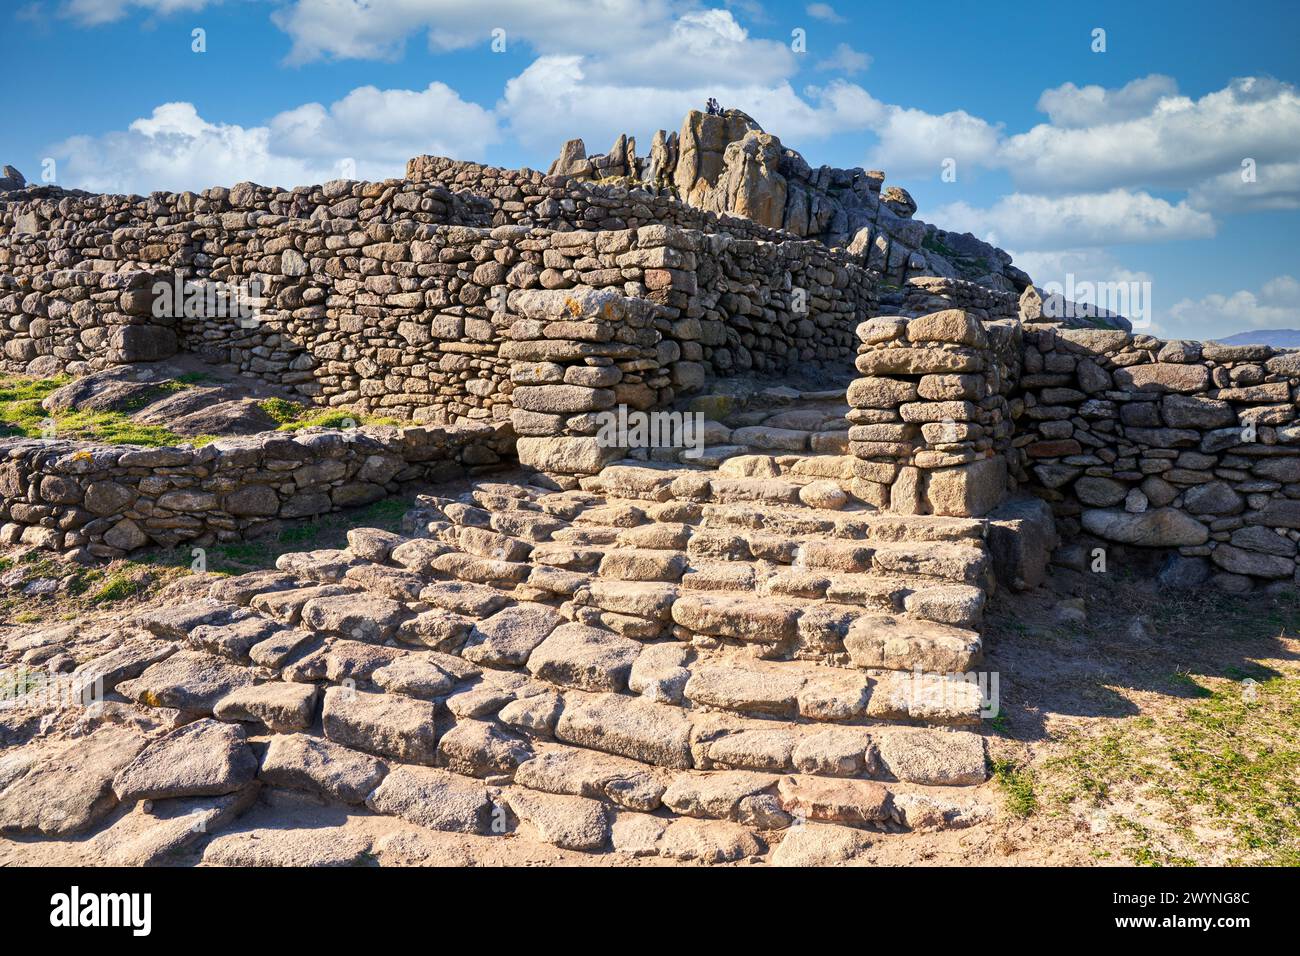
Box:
[844,614,983,672]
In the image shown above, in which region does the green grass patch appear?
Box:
[89,573,143,605]
[258,397,302,425]
[0,374,193,446]
[1042,675,1300,865]
[2,374,399,447]
[992,758,1038,817]
[0,551,180,623]
[257,397,402,432]
[0,375,70,403]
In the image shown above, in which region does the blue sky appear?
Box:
[4,0,1299,340]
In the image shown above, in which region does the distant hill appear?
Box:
[1214,329,1300,349]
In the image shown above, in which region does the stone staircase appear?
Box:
[25,454,1001,864]
[629,380,856,468]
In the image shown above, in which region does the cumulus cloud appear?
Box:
[1035,74,1178,128]
[268,83,497,162]
[51,103,317,194]
[499,57,881,155]
[933,189,1215,249]
[805,3,845,22]
[269,0,677,64]
[1188,160,1300,212]
[866,106,1003,179]
[1006,247,1152,289]
[1002,76,1300,193]
[815,42,871,76]
[580,9,797,88]
[54,0,218,26]
[1167,276,1300,338]
[48,85,499,194]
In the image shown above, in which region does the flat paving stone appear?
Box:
[365,765,494,835]
[113,719,257,802]
[213,681,317,732]
[0,729,147,836]
[322,687,439,765]
[526,622,641,693]
[461,603,565,668]
[258,733,387,804]
[117,650,259,716]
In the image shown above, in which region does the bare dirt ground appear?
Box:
[2,506,1296,867]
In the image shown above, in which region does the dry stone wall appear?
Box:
[0,423,511,560]
[2,183,877,426]
[0,267,179,374]
[1012,328,1300,590]
[4,160,1298,591]
[845,310,1020,518]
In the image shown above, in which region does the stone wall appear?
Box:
[1012,328,1300,590]
[846,310,1020,518]
[0,268,179,375]
[2,182,877,425]
[0,423,511,560]
[892,276,1020,323]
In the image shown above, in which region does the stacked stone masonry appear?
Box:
[1,158,1298,589]
[0,424,511,560]
[1012,328,1300,590]
[2,180,876,425]
[846,311,1020,519]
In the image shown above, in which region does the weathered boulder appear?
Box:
[1081,508,1209,547]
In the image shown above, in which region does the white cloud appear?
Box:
[1006,247,1152,289]
[51,103,317,194]
[815,42,871,76]
[55,0,217,26]
[1188,160,1300,212]
[580,9,796,89]
[1002,76,1300,193]
[270,0,676,65]
[49,85,499,194]
[498,57,882,155]
[866,106,1003,179]
[805,3,845,22]
[934,189,1215,249]
[268,83,497,162]
[1035,74,1178,128]
[1167,276,1300,337]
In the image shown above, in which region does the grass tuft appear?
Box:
[992,758,1038,817]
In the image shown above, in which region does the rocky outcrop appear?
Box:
[1019,285,1132,333]
[546,109,1033,295]
[0,166,25,193]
